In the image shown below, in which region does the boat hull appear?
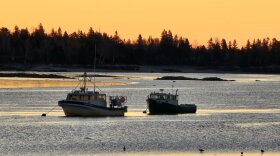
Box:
[58,100,127,117]
[147,99,197,115]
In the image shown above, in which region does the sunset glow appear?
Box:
[1,0,280,45]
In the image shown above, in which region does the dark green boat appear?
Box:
[146,89,197,115]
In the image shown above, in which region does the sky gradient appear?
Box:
[1,0,280,46]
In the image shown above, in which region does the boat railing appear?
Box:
[109,96,127,107]
[149,93,178,101]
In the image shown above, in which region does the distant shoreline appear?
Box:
[0,65,280,74]
[0,78,134,89]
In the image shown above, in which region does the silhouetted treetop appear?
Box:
[0,24,279,68]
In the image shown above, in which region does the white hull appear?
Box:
[59,101,126,117]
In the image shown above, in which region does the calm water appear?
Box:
[0,72,280,155]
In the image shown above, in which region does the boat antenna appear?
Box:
[83,72,87,92]
[172,81,176,93]
[93,44,97,93]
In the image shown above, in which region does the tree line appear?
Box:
[0,24,280,68]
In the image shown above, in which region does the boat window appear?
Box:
[89,95,95,100]
[83,95,88,101]
[71,95,77,100]
[169,95,172,100]
[98,95,106,101]
[66,95,71,100]
[150,94,159,99]
[166,95,170,100]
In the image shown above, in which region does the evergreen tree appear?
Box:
[0,24,280,70]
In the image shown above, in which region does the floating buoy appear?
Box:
[123,146,126,151]
[143,110,147,114]
[199,149,204,153]
[41,105,57,117]
[120,96,125,103]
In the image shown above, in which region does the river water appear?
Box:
[0,72,280,155]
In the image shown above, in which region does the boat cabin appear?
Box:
[66,90,107,106]
[148,93,177,100]
[148,92,179,105]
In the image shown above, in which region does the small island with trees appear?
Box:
[155,76,235,81]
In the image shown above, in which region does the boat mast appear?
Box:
[93,44,97,93]
[172,81,176,94]
[83,72,87,92]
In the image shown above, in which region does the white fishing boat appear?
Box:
[58,45,128,117]
[58,72,127,117]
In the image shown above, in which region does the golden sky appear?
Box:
[1,0,280,46]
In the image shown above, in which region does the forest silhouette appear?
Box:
[0,24,280,72]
